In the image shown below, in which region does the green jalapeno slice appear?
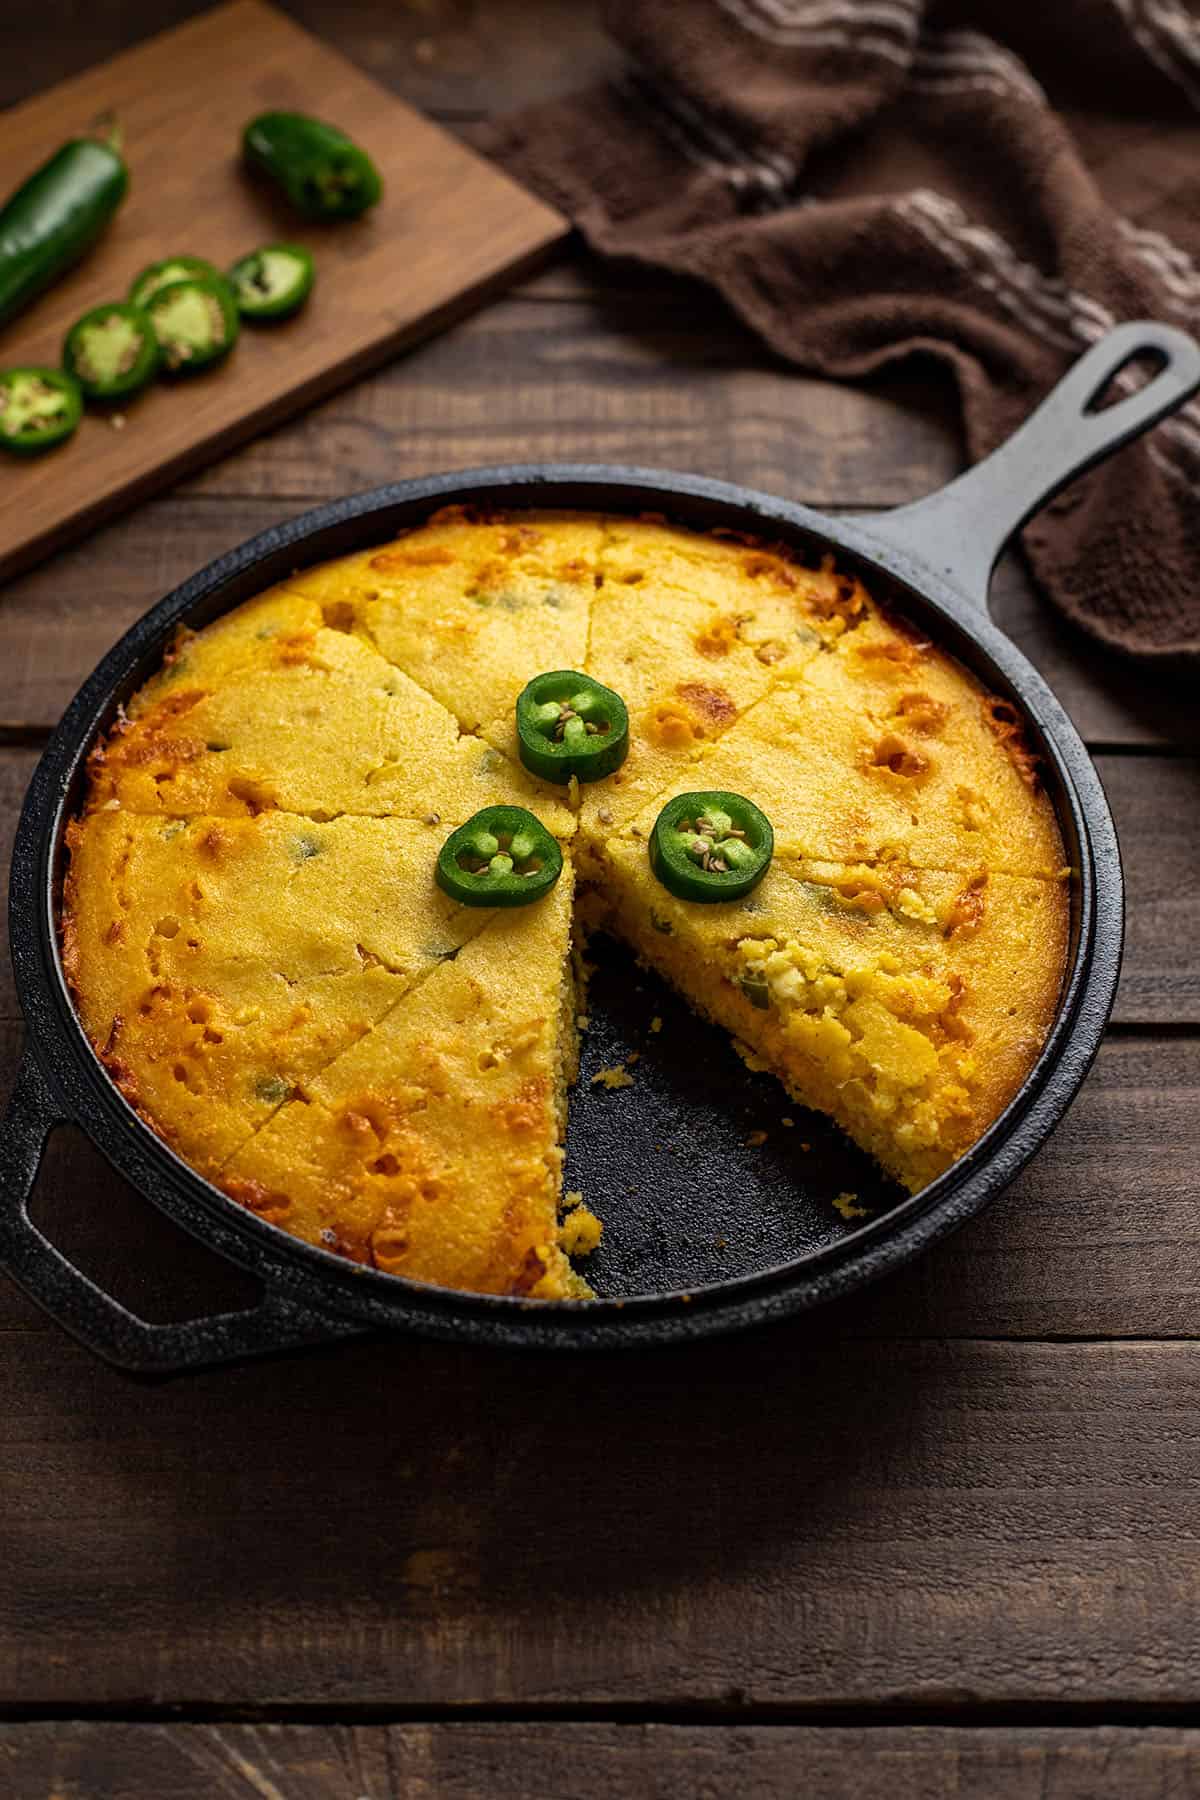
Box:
[436,807,563,908]
[0,366,83,454]
[229,243,315,320]
[63,301,158,400]
[516,670,630,785]
[128,255,225,311]
[649,791,774,903]
[146,275,240,375]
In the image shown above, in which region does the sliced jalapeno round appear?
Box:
[436,806,563,909]
[229,243,315,320]
[0,365,82,455]
[128,255,225,311]
[649,791,774,903]
[63,300,158,400]
[146,275,240,375]
[516,670,630,786]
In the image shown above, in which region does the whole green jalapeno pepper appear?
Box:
[0,121,128,331]
[436,807,563,909]
[242,112,383,221]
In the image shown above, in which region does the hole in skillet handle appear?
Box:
[858,321,1200,611]
[1084,345,1166,412]
[0,1050,364,1377]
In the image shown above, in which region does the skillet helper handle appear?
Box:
[0,1050,363,1375]
[862,321,1200,611]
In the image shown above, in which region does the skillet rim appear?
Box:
[6,463,1123,1351]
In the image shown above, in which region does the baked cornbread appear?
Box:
[588,848,1066,1194]
[62,811,491,1175]
[222,870,586,1296]
[62,506,1069,1295]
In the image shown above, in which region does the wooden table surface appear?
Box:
[2,5,1199,1797]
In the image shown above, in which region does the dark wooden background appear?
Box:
[2,4,1199,1796]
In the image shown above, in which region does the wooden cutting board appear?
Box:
[0,0,567,582]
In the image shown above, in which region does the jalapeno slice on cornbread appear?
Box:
[516,670,630,785]
[437,806,563,908]
[650,791,774,903]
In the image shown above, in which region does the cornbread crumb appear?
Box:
[591,1064,635,1090]
[746,1129,768,1147]
[897,885,938,925]
[650,1016,663,1034]
[559,1198,603,1257]
[781,1116,795,1127]
[833,1192,871,1221]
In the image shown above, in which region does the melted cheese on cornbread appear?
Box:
[63,507,1068,1298]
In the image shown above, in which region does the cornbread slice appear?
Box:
[800,605,1064,878]
[287,507,603,744]
[580,521,878,837]
[588,835,1068,1193]
[62,811,490,1175]
[221,860,587,1297]
[88,585,572,835]
[617,670,1063,879]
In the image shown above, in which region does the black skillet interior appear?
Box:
[566,932,907,1294]
[3,320,1197,1370]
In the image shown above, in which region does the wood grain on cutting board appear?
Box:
[0,0,567,580]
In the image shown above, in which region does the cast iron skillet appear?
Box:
[2,322,1197,1374]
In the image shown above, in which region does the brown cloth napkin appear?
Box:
[481,0,1200,668]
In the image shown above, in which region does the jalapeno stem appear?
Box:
[87,111,124,157]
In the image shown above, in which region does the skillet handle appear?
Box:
[0,1050,365,1375]
[859,320,1200,611]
